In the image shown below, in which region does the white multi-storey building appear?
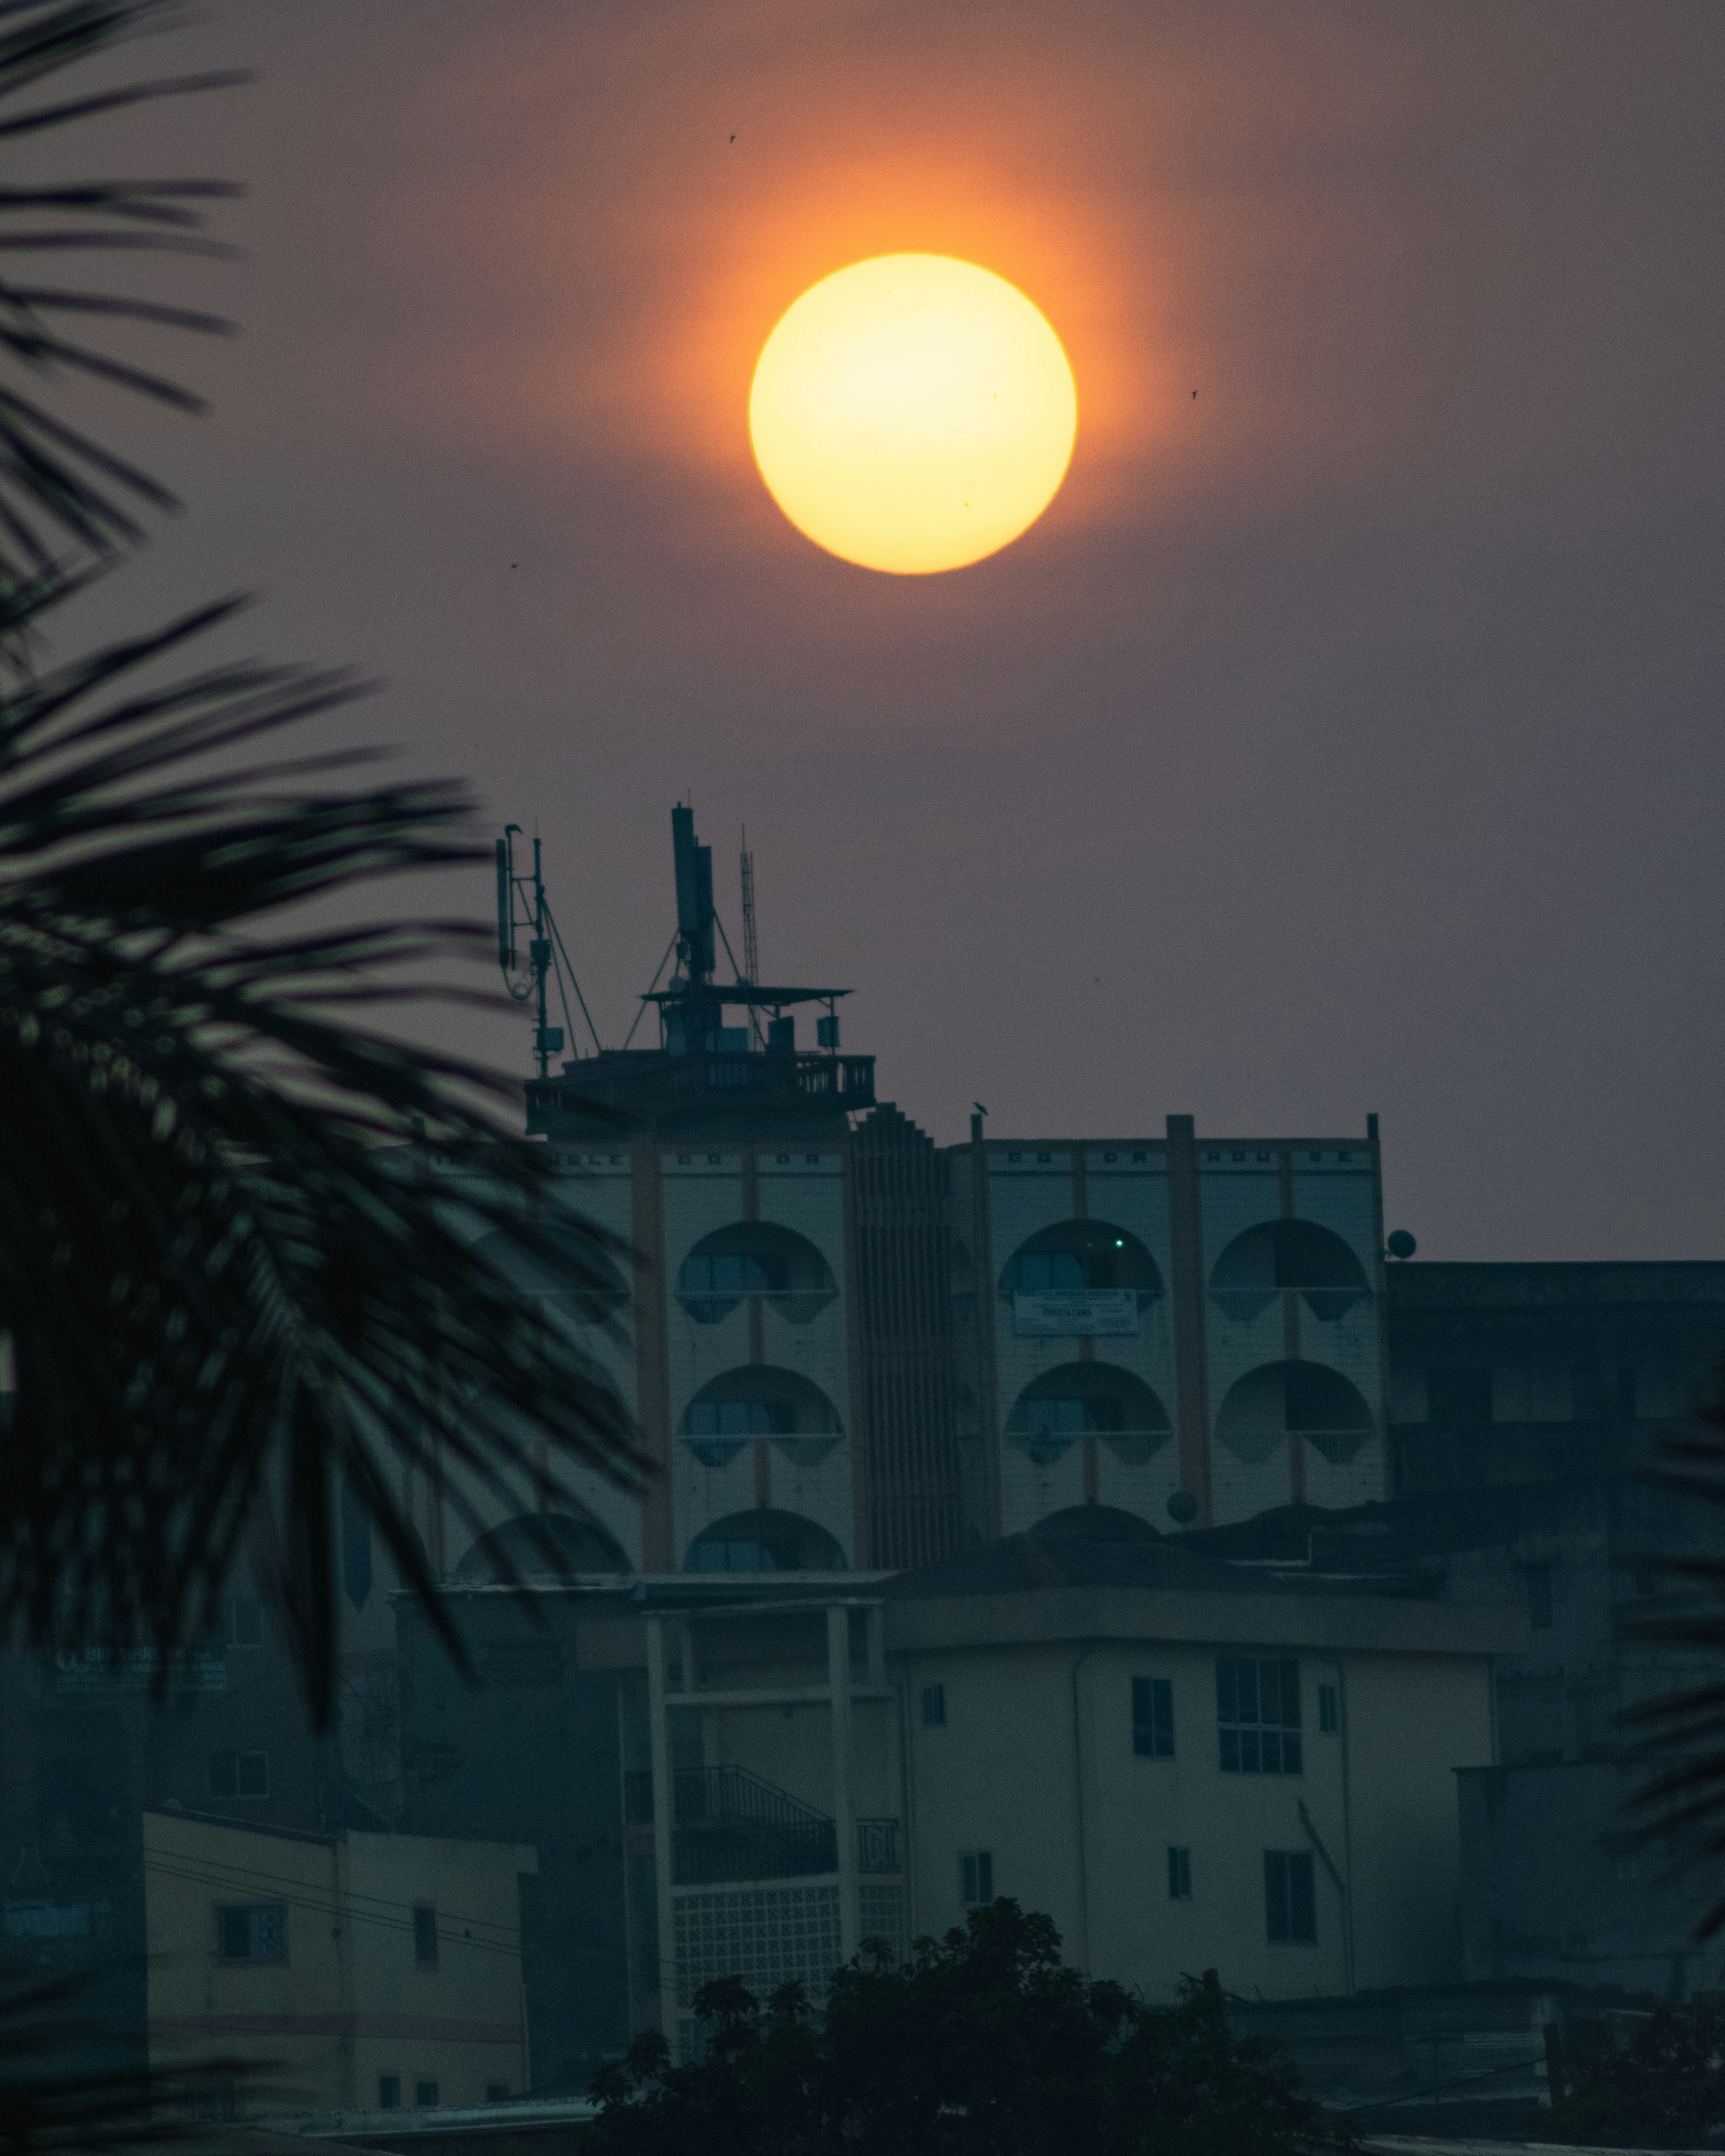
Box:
[950,1113,1390,1535]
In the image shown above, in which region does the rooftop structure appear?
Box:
[524,807,874,1144]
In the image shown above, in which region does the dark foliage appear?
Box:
[0,583,646,1718]
[1543,1996,1725,2149]
[0,1959,258,2153]
[585,1900,1354,2156]
[1622,1398,1725,1934]
[0,0,246,598]
[0,0,647,1722]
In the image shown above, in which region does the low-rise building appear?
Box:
[400,1521,1523,2076]
[143,1809,535,2116]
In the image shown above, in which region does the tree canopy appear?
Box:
[586,1901,1355,2156]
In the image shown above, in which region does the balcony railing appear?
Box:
[625,1770,903,1883]
[526,1048,876,1134]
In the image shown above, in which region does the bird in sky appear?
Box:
[1191,389,1198,400]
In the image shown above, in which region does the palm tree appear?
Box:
[0,0,644,1735]
[1622,1399,1725,1935]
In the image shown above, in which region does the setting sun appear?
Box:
[747,254,1078,575]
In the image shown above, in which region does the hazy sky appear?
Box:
[53,0,1725,1260]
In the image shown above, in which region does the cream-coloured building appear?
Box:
[143,1809,535,2115]
[887,1537,1509,1999]
[950,1115,1390,1538]
[494,1526,1528,2056]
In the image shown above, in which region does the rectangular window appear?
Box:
[227,1595,263,1647]
[922,1684,946,1728]
[413,1905,439,1968]
[1132,1676,1175,1758]
[1317,1683,1338,1734]
[415,2082,439,2109]
[1264,1851,1317,1945]
[187,2083,236,2123]
[207,1750,269,1800]
[960,1850,994,1906]
[1167,1846,1192,1901]
[1217,1657,1303,1775]
[1526,1563,1554,1631]
[215,1903,287,1964]
[378,2078,401,2111]
[1428,1367,1492,1427]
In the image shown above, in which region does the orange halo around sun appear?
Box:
[747,253,1078,575]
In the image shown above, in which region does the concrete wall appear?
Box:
[898,1636,1492,2000]
[142,1810,534,2114]
[660,1145,855,1570]
[950,1125,1390,1541]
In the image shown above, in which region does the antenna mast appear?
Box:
[739,827,761,1046]
[739,828,760,984]
[495,827,602,1076]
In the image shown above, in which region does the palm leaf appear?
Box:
[0,1,242,592]
[1619,1400,1725,1931]
[0,584,647,1723]
[0,1958,252,2153]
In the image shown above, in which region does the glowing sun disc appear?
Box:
[748,253,1077,575]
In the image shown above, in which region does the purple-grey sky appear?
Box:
[52,0,1725,1260]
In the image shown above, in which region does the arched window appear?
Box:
[1209,1221,1369,1322]
[680,1366,843,1469]
[470,1222,628,1325]
[455,1511,631,1581]
[676,1223,838,1326]
[685,1510,846,1574]
[1007,1362,1172,1467]
[1213,1362,1373,1465]
[999,1221,1163,1305]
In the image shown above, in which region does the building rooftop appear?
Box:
[880,1517,1529,1658]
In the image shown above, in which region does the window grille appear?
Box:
[216,1904,286,1963]
[1217,1657,1302,1774]
[960,1850,993,1905]
[1264,1850,1317,1944]
[1133,1676,1174,1758]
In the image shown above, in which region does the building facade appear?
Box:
[398,1532,1520,2079]
[1385,1260,1725,1496]
[143,1809,535,2116]
[951,1114,1390,1538]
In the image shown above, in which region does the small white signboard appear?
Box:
[1012,1290,1140,1338]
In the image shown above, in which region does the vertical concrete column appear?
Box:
[631,1143,674,1569]
[1072,1150,1099,1504]
[1366,1113,1393,1499]
[968,1116,1003,1541]
[645,1617,679,2048]
[827,1603,860,1961]
[333,1834,358,2105]
[1165,1115,1212,1524]
[1278,1146,1305,1506]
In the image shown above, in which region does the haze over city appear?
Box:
[5,3,1725,2147]
[56,0,1725,1262]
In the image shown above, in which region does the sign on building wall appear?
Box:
[1012,1290,1140,1337]
[45,1646,227,1695]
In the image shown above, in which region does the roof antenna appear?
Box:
[739,826,762,1048]
[495,827,603,1075]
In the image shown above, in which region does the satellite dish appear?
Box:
[1386,1229,1417,1261]
[1167,1490,1200,1525]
